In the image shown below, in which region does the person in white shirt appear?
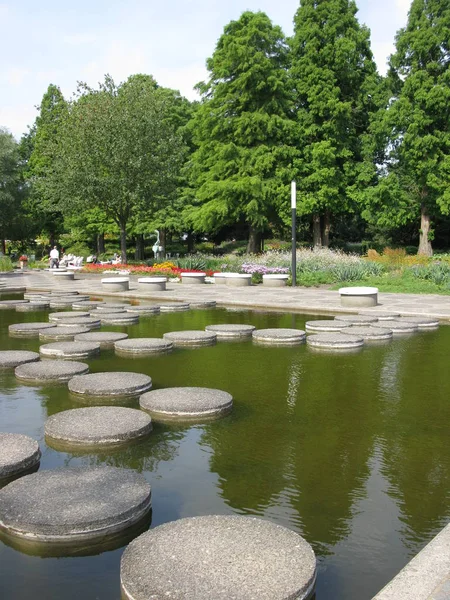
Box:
[49,246,59,269]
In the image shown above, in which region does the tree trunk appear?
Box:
[313,213,322,248]
[160,229,166,257]
[322,210,331,248]
[119,224,127,264]
[135,234,145,260]
[187,232,194,253]
[1,239,6,255]
[97,233,105,255]
[418,204,433,256]
[247,225,262,254]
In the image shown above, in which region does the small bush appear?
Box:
[0,256,13,272]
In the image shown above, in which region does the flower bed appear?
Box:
[82,263,214,278]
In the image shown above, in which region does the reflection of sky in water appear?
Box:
[1,307,450,600]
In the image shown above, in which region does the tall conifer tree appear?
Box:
[188,11,297,253]
[290,0,380,246]
[363,0,450,255]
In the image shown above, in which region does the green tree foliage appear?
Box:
[188,11,298,253]
[24,85,68,245]
[49,75,186,262]
[290,0,381,247]
[363,0,450,256]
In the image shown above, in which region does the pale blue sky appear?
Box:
[0,0,411,138]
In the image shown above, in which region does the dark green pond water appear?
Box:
[1,298,450,600]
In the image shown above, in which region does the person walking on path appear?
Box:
[49,246,59,269]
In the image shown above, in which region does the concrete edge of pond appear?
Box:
[372,522,450,600]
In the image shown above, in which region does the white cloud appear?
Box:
[4,67,29,86]
[0,104,37,138]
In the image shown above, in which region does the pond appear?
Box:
[1,298,450,599]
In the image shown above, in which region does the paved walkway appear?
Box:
[3,270,450,321]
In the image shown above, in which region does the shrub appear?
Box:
[0,256,13,272]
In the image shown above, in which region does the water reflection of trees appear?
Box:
[201,346,385,555]
[377,332,450,551]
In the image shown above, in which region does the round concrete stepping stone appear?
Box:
[49,298,84,309]
[39,325,90,342]
[9,322,56,338]
[140,387,232,421]
[125,305,160,315]
[95,303,130,310]
[159,302,190,312]
[0,466,152,543]
[305,320,351,333]
[45,407,152,449]
[399,316,440,329]
[49,311,91,321]
[0,433,41,480]
[74,331,129,349]
[16,301,50,312]
[91,307,127,314]
[358,310,400,320]
[50,291,80,296]
[334,315,378,325]
[372,319,419,333]
[307,333,364,350]
[252,328,306,346]
[0,300,29,310]
[346,326,393,341]
[205,323,255,339]
[54,317,101,330]
[72,301,107,310]
[96,312,139,325]
[40,341,101,359]
[189,301,217,309]
[120,515,316,600]
[0,351,40,369]
[163,330,216,347]
[24,293,50,300]
[68,372,152,399]
[15,359,89,383]
[115,338,173,355]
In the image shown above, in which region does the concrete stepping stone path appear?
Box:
[45,406,152,449]
[0,433,41,481]
[163,330,217,347]
[334,315,379,325]
[39,326,90,342]
[68,372,152,400]
[139,387,233,422]
[115,338,173,356]
[252,328,306,346]
[159,302,190,312]
[307,333,364,351]
[120,515,316,600]
[305,320,351,333]
[95,312,139,325]
[205,324,255,339]
[9,322,56,338]
[74,331,129,349]
[371,320,419,334]
[0,351,40,369]
[15,360,89,383]
[345,326,393,342]
[0,466,151,544]
[39,341,101,359]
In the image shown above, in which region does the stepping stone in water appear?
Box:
[45,406,152,449]
[39,326,91,342]
[74,331,129,349]
[305,320,350,333]
[358,311,400,320]
[120,515,316,600]
[15,360,89,383]
[0,433,41,481]
[307,333,364,351]
[371,319,418,333]
[334,315,378,325]
[252,328,306,346]
[68,372,152,400]
[163,330,217,347]
[399,316,439,329]
[39,341,101,359]
[159,302,190,312]
[205,324,255,339]
[9,322,56,338]
[125,305,160,315]
[140,387,233,422]
[115,338,173,355]
[0,300,29,310]
[16,301,50,312]
[72,301,107,310]
[189,301,217,309]
[0,351,40,369]
[49,311,91,321]
[95,303,130,311]
[95,312,139,325]
[345,326,393,342]
[0,466,151,545]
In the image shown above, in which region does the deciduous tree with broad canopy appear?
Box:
[49,74,186,262]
